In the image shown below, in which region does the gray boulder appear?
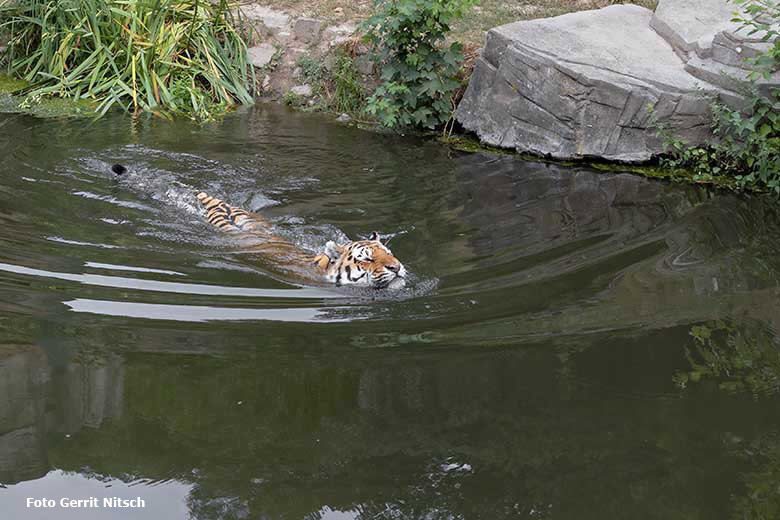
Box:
[291,84,313,97]
[650,0,740,58]
[323,23,357,48]
[239,5,291,37]
[455,1,779,162]
[247,43,276,69]
[294,17,324,45]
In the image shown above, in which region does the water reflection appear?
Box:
[675,319,780,397]
[64,298,350,322]
[436,156,780,344]
[0,105,779,518]
[0,332,768,519]
[0,343,122,485]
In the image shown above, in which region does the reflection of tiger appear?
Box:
[195,192,407,289]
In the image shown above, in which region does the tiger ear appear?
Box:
[370,231,392,246]
[324,240,342,260]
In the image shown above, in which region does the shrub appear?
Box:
[735,0,780,74]
[0,0,254,120]
[659,0,780,192]
[361,0,477,129]
[330,53,366,115]
[282,90,303,107]
[296,51,367,116]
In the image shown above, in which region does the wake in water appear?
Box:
[96,154,434,296]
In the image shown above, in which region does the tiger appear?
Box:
[195,192,407,289]
[111,163,407,289]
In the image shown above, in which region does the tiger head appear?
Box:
[316,232,407,289]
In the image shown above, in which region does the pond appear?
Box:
[1,104,780,519]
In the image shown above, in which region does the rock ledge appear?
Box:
[455,0,778,162]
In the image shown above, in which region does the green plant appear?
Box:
[297,54,328,86]
[296,50,367,116]
[657,0,780,192]
[330,53,366,114]
[361,0,477,129]
[0,26,7,66]
[734,0,780,76]
[282,90,303,107]
[263,46,284,73]
[0,0,254,120]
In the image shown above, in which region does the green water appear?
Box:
[1,104,780,519]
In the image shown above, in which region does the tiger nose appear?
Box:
[387,263,405,276]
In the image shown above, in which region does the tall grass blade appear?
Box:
[1,0,254,120]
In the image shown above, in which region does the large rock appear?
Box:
[239,5,291,40]
[456,5,716,162]
[322,23,357,48]
[248,43,276,69]
[455,1,779,162]
[650,0,740,58]
[294,17,323,45]
[291,84,313,97]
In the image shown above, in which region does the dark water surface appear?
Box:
[2,104,780,519]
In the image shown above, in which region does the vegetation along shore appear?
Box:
[1,0,778,194]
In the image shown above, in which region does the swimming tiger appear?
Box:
[111,164,407,289]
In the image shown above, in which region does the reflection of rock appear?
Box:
[0,426,47,484]
[450,155,780,339]
[0,345,48,433]
[0,345,49,484]
[456,157,688,258]
[45,348,741,520]
[52,354,124,433]
[0,345,124,485]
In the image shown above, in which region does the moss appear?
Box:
[282,91,305,107]
[0,74,28,94]
[440,133,745,191]
[586,161,740,190]
[439,134,514,155]
[19,96,98,117]
[0,74,97,117]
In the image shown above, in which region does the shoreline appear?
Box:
[0,0,751,193]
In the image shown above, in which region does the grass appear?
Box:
[0,0,255,120]
[451,0,659,45]
[296,50,368,117]
[251,0,659,46]
[252,0,374,25]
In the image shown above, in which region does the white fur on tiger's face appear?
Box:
[320,235,407,289]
